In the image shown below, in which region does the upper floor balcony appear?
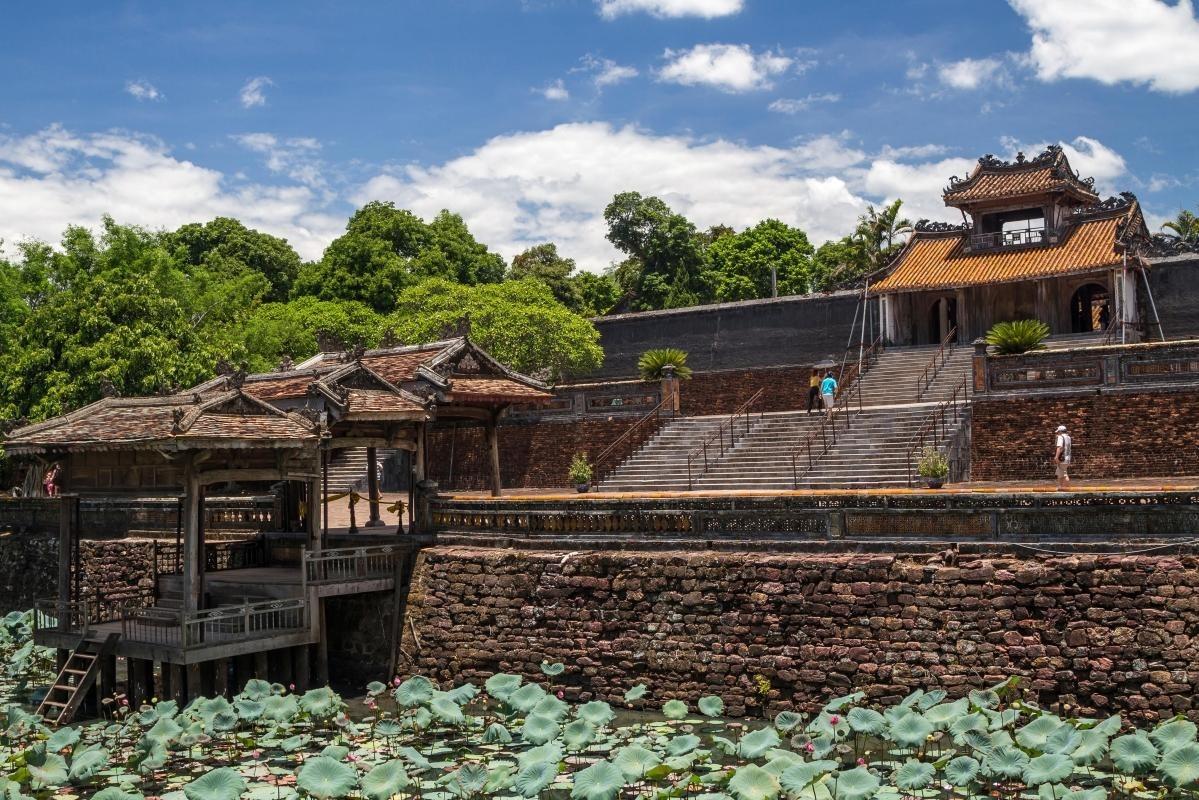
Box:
[967,226,1053,252]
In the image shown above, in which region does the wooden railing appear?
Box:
[685,388,766,489]
[592,396,675,484]
[122,598,309,649]
[33,598,91,638]
[303,544,405,585]
[915,326,958,402]
[154,538,267,577]
[906,376,971,487]
[968,227,1049,251]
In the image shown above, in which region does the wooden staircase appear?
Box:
[36,632,120,725]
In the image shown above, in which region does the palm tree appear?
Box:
[854,198,912,271]
[1161,209,1199,244]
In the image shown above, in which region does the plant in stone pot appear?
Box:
[985,318,1050,355]
[568,452,593,493]
[637,348,693,381]
[917,446,949,489]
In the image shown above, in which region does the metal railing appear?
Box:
[592,396,675,484]
[685,387,766,489]
[915,326,958,402]
[905,375,971,487]
[122,598,309,649]
[303,544,405,585]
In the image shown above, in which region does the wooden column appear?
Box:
[56,495,76,638]
[169,664,186,704]
[154,661,168,702]
[186,663,203,700]
[293,645,311,691]
[99,655,117,704]
[181,458,202,615]
[365,446,383,527]
[485,411,502,498]
[253,651,269,680]
[213,658,230,698]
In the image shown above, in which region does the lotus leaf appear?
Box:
[135,745,168,774]
[397,746,433,771]
[513,761,558,798]
[1111,734,1159,773]
[887,712,933,749]
[28,753,69,788]
[484,764,514,794]
[1023,753,1075,785]
[240,679,274,701]
[943,756,980,787]
[233,699,264,722]
[483,673,523,702]
[780,761,837,795]
[1062,789,1106,800]
[520,713,561,746]
[833,767,879,800]
[445,683,479,705]
[430,696,466,725]
[809,733,835,758]
[563,719,597,750]
[482,722,512,743]
[359,760,409,800]
[847,708,886,735]
[762,752,801,776]
[623,684,647,703]
[915,690,946,710]
[960,729,994,755]
[1072,730,1111,766]
[898,690,924,709]
[922,698,968,730]
[571,760,625,800]
[735,727,779,759]
[296,756,357,800]
[92,789,145,800]
[613,745,661,780]
[261,694,299,723]
[985,747,1030,779]
[394,676,435,708]
[1016,715,1064,751]
[508,683,548,714]
[894,760,934,790]
[577,701,616,727]
[728,764,781,800]
[666,734,703,757]
[1043,724,1083,755]
[446,763,489,798]
[321,745,350,761]
[46,726,80,752]
[408,706,433,730]
[968,689,1000,710]
[299,687,344,719]
[532,694,570,722]
[1092,714,1122,736]
[1150,719,1197,753]
[540,661,565,676]
[68,744,109,782]
[517,742,564,771]
[1159,742,1199,787]
[278,734,310,752]
[183,768,247,800]
[823,692,865,713]
[662,699,688,719]
[774,711,803,732]
[210,710,240,732]
[711,735,738,755]
[366,681,388,697]
[699,696,725,718]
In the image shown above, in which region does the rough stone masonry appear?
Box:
[399,546,1199,722]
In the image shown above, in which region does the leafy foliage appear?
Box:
[985,319,1051,355]
[637,348,692,381]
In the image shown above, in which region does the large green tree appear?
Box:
[1161,208,1199,244]
[166,217,303,302]
[388,278,603,381]
[704,219,815,301]
[294,202,505,312]
[509,242,622,316]
[603,192,706,311]
[237,297,385,373]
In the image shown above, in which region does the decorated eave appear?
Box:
[942,145,1101,208]
[417,337,554,407]
[0,390,319,455]
[871,193,1151,295]
[306,361,429,422]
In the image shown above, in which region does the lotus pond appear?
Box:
[1,613,1199,800]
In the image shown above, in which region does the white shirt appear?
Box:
[1055,433,1072,463]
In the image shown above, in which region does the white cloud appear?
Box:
[768,93,840,114]
[578,55,640,88]
[125,80,162,102]
[231,133,326,190]
[239,76,274,108]
[658,44,793,92]
[0,125,340,260]
[596,0,743,19]
[861,156,979,224]
[937,57,1004,89]
[791,134,867,171]
[539,79,570,101]
[1009,0,1199,92]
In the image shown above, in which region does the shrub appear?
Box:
[917,447,949,479]
[985,319,1050,355]
[568,452,593,485]
[637,348,693,381]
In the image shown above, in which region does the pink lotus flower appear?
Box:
[289,683,296,691]
[804,742,815,753]
[121,698,129,706]
[557,691,564,700]
[347,753,360,762]
[828,715,840,725]
[857,758,866,766]
[393,676,402,686]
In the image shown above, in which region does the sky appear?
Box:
[0,0,1197,271]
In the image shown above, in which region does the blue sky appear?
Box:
[1,0,1196,268]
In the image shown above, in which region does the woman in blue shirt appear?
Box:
[820,372,837,421]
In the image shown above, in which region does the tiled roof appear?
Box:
[3,393,316,453]
[361,348,445,384]
[344,390,426,418]
[447,377,554,403]
[873,214,1126,293]
[243,374,316,401]
[943,146,1099,206]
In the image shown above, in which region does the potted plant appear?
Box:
[917,446,949,489]
[568,452,593,493]
[984,319,1049,355]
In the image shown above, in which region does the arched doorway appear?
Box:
[1070,283,1110,333]
[927,297,958,344]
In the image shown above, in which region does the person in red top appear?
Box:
[42,464,60,497]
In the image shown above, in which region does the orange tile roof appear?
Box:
[361,349,442,384]
[447,377,554,403]
[344,389,426,417]
[243,374,315,401]
[873,215,1125,293]
[943,146,1099,206]
[944,166,1079,202]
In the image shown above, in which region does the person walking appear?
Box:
[820,371,838,422]
[806,369,821,414]
[1053,424,1072,491]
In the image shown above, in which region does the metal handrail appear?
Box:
[906,375,971,487]
[303,544,404,584]
[915,326,957,402]
[592,396,675,483]
[685,387,766,489]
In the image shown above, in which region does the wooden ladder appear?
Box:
[36,632,120,725]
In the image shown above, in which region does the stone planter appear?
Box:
[924,476,946,489]
[576,483,591,494]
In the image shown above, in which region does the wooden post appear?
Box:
[154,661,167,702]
[56,496,76,632]
[213,658,230,698]
[181,458,202,615]
[485,412,502,498]
[365,446,383,527]
[169,664,186,704]
[99,655,117,704]
[315,600,330,687]
[254,651,269,680]
[186,663,203,700]
[293,645,311,692]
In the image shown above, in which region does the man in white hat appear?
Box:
[1053,424,1072,490]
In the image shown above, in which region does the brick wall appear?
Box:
[401,546,1199,722]
[971,390,1199,481]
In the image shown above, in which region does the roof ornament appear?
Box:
[171,407,187,433]
[1015,151,1026,163]
[215,358,247,389]
[914,219,970,234]
[0,417,27,436]
[456,353,482,374]
[315,329,346,353]
[343,343,367,363]
[277,355,294,372]
[439,317,472,341]
[98,377,119,398]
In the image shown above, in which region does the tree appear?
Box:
[810,237,868,292]
[572,271,622,317]
[388,278,603,381]
[1161,208,1199,244]
[704,219,815,301]
[854,199,912,273]
[509,243,582,310]
[603,192,706,310]
[237,297,385,373]
[166,217,303,302]
[293,202,505,313]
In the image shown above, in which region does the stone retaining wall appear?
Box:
[400,546,1199,723]
[0,532,156,612]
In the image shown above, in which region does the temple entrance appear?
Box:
[928,297,958,344]
[1070,283,1110,333]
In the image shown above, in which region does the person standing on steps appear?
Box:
[807,368,822,414]
[820,371,838,422]
[1053,424,1072,491]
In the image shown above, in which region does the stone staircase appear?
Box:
[323,448,398,494]
[854,344,974,407]
[595,416,730,492]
